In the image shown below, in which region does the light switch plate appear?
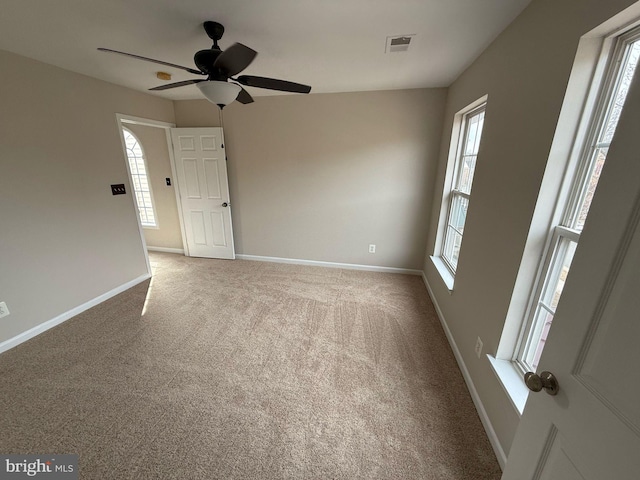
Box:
[111,184,126,195]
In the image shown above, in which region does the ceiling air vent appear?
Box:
[385,35,415,53]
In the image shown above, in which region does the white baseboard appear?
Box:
[147,246,184,255]
[236,254,422,275]
[421,272,507,469]
[0,274,151,355]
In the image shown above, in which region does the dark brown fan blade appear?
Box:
[98,48,205,76]
[213,43,257,77]
[236,75,311,94]
[236,86,254,104]
[149,79,205,91]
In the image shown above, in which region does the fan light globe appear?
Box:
[197,81,241,108]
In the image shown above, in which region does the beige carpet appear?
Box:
[0,252,501,479]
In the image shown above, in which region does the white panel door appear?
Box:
[502,69,640,478]
[170,128,235,259]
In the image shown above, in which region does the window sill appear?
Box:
[487,355,529,416]
[429,256,454,292]
[142,225,159,230]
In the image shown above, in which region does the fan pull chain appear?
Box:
[219,108,226,155]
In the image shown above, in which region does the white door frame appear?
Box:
[114,114,181,276]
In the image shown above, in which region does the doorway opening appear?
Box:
[115,114,185,275]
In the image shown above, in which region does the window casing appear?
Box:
[514,28,640,373]
[123,129,158,228]
[441,103,486,275]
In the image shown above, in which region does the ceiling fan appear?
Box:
[98,21,311,108]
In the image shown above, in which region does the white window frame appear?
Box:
[515,226,579,373]
[489,12,640,415]
[431,96,488,290]
[122,128,159,229]
[513,27,640,375]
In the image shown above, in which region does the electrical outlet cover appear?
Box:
[475,337,483,359]
[0,301,9,319]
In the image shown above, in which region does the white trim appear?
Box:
[236,254,422,275]
[487,355,529,415]
[0,274,151,355]
[114,114,180,276]
[166,129,190,257]
[115,118,152,276]
[421,272,508,469]
[147,246,185,255]
[117,114,175,129]
[429,255,454,291]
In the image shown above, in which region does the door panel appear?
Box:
[190,211,207,245]
[211,211,227,246]
[183,159,201,198]
[204,159,222,199]
[537,430,586,480]
[576,233,640,433]
[171,128,235,259]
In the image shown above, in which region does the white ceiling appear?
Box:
[0,0,531,100]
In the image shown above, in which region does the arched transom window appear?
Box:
[123,129,157,227]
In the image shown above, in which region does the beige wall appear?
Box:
[175,89,447,269]
[423,0,638,457]
[0,49,175,344]
[125,124,183,250]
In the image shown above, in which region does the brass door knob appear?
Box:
[524,371,559,396]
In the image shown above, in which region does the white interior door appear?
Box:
[502,70,640,478]
[170,128,235,259]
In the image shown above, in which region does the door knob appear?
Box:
[221,202,229,207]
[524,371,559,395]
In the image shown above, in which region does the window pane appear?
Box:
[135,161,146,175]
[128,157,138,174]
[524,236,577,371]
[465,118,480,155]
[457,109,484,193]
[464,111,485,155]
[574,147,607,230]
[123,129,157,227]
[529,308,554,371]
[542,238,577,311]
[443,226,463,270]
[449,194,469,232]
[569,41,639,230]
[142,208,155,225]
[457,155,477,194]
[600,41,640,144]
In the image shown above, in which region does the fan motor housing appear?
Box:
[194,49,223,76]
